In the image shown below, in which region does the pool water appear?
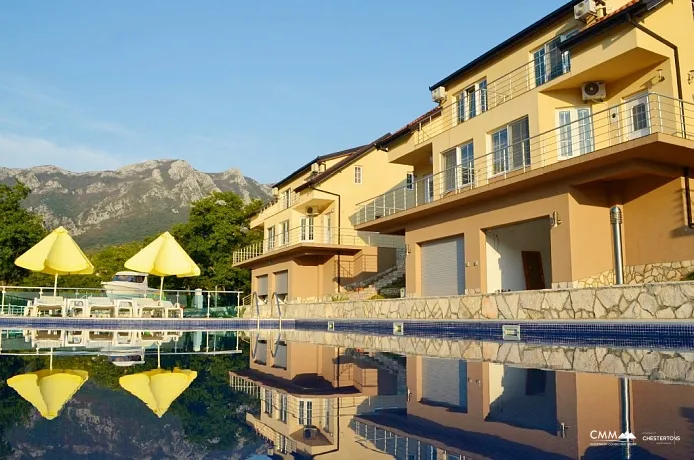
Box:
[0,329,691,459]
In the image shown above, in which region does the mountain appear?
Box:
[0,160,272,249]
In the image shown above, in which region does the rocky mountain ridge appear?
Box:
[0,159,272,248]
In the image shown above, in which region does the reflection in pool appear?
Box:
[0,328,691,459]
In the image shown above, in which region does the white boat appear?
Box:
[101,271,155,300]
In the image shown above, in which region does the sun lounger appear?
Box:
[87,297,115,318]
[34,296,65,317]
[67,299,88,317]
[31,329,65,348]
[115,300,134,318]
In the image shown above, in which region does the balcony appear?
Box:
[413,46,572,146]
[233,226,405,266]
[354,93,694,232]
[250,190,337,229]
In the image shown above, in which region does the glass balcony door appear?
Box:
[300,217,315,242]
[624,92,651,140]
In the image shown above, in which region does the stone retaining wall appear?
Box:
[251,330,694,386]
[557,260,694,289]
[250,281,694,320]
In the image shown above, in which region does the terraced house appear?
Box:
[354,0,694,297]
[233,142,408,303]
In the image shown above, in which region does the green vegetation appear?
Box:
[0,181,47,285]
[169,191,263,293]
[0,356,33,458]
[368,294,385,300]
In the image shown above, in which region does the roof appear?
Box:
[428,0,584,91]
[377,107,443,148]
[294,132,393,192]
[271,145,365,189]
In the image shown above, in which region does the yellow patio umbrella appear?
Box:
[119,367,197,418]
[7,368,89,420]
[15,226,94,296]
[124,231,200,300]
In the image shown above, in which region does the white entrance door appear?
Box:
[624,93,651,140]
[324,213,332,244]
[300,217,314,242]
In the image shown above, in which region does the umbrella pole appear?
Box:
[160,277,164,301]
[54,274,58,297]
[157,342,161,368]
[50,347,53,370]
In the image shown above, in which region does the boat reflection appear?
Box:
[233,332,693,460]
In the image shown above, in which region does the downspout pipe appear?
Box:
[626,13,693,228]
[310,187,342,291]
[610,206,632,459]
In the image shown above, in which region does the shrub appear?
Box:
[368,294,385,300]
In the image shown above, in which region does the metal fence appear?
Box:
[355,92,694,225]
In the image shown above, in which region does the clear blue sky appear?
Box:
[0,0,567,184]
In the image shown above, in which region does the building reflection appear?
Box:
[232,334,694,459]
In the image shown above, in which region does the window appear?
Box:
[354,166,363,184]
[282,189,292,209]
[279,220,289,246]
[533,29,578,86]
[457,79,487,123]
[298,400,313,426]
[279,394,288,423]
[491,117,530,175]
[300,217,314,241]
[267,226,276,250]
[263,388,273,415]
[442,141,475,192]
[406,172,415,190]
[556,107,594,158]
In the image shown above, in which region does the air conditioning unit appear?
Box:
[310,163,320,173]
[306,206,318,216]
[574,0,597,22]
[582,81,606,101]
[271,187,278,196]
[303,427,318,440]
[431,86,446,103]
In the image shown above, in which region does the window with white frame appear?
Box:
[457,79,488,123]
[491,116,530,175]
[267,226,276,250]
[354,166,363,184]
[406,172,415,190]
[533,29,578,87]
[282,188,292,209]
[556,107,594,158]
[442,141,475,193]
[279,393,288,423]
[324,399,333,433]
[279,220,289,246]
[300,216,314,241]
[298,400,313,426]
[263,388,273,415]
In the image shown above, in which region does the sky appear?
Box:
[0,0,568,184]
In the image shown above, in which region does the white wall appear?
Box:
[485,218,551,293]
[488,364,528,407]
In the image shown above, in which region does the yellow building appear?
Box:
[230,337,406,458]
[354,0,694,297]
[233,140,409,303]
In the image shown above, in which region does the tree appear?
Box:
[0,181,47,285]
[171,192,263,293]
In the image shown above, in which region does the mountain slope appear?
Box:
[0,160,271,248]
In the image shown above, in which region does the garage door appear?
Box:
[422,358,467,410]
[421,237,465,296]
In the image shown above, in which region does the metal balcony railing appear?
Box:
[253,191,301,222]
[232,226,405,264]
[355,93,694,225]
[415,45,572,145]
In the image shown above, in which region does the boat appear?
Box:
[101,271,155,300]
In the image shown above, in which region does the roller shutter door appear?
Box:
[422,358,468,410]
[421,237,465,296]
[275,271,288,294]
[257,275,268,296]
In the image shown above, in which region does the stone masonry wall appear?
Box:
[554,260,694,289]
[257,330,694,386]
[249,281,694,321]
